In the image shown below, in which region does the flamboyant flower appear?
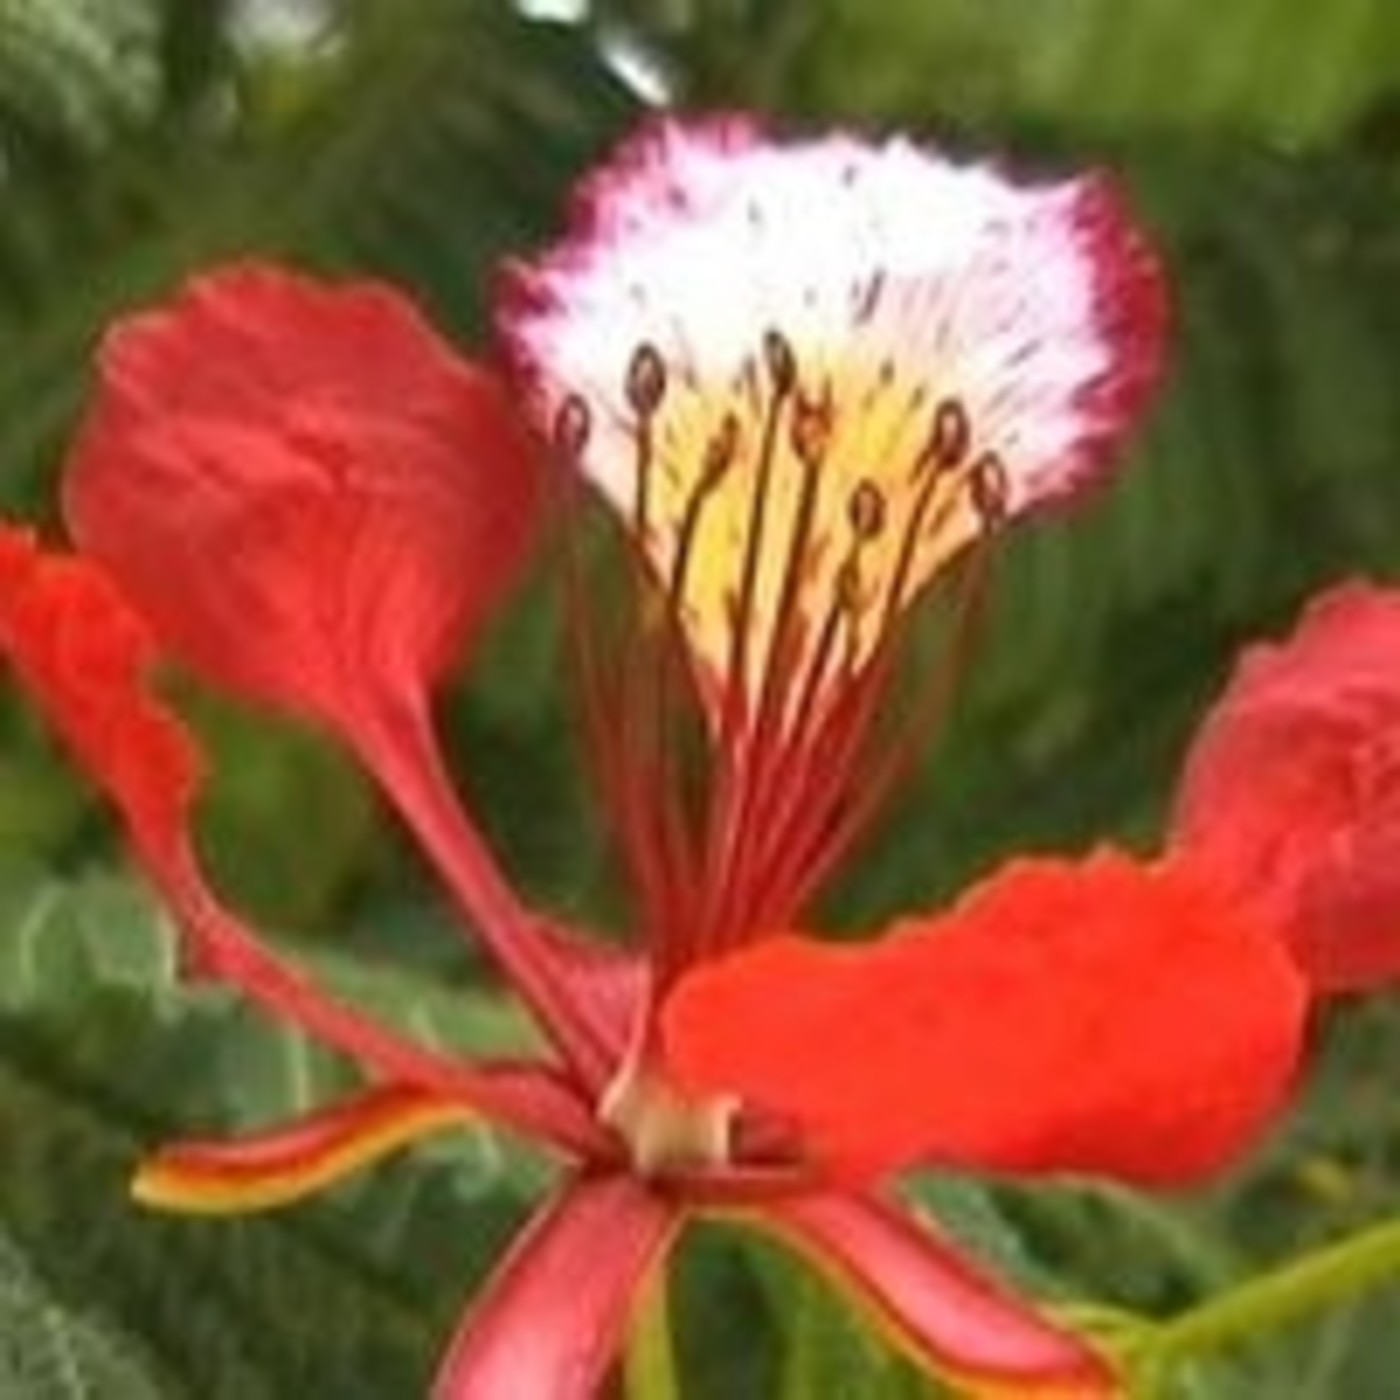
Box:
[1174,580,1400,994]
[0,118,1308,1399]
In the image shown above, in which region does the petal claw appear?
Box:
[748,1189,1117,1396]
[134,1083,474,1215]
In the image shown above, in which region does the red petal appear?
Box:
[353,703,634,1092]
[0,524,198,860]
[151,864,605,1151]
[61,264,634,1079]
[751,1190,1114,1395]
[432,1175,678,1400]
[664,850,1306,1183]
[64,262,540,729]
[0,527,602,1155]
[1173,581,1400,992]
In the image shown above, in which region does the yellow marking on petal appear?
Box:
[961,1377,1123,1400]
[630,334,1000,722]
[132,1084,472,1215]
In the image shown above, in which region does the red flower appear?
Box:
[1173,581,1400,993]
[0,119,1305,1399]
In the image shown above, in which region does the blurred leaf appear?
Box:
[184,694,379,931]
[0,0,637,507]
[908,1176,1063,1296]
[0,1222,172,1399]
[746,1233,930,1400]
[0,0,160,149]
[609,0,1400,146]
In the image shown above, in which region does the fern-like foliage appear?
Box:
[0,0,159,151]
[0,1222,172,1399]
[0,0,636,506]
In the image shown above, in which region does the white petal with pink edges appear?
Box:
[505,118,1162,507]
[501,117,1164,707]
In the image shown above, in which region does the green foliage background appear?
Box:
[2,1,1400,1396]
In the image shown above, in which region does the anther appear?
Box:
[791,391,834,466]
[762,329,798,397]
[969,451,1009,529]
[834,557,864,613]
[626,343,667,417]
[847,479,887,540]
[553,395,592,461]
[927,398,970,471]
[701,412,741,489]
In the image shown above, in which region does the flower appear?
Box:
[0,118,1306,1399]
[1173,581,1400,994]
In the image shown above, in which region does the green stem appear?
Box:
[1142,1216,1400,1362]
[625,1265,681,1400]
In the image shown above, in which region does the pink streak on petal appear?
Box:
[353,696,640,1091]
[754,1190,1115,1394]
[433,1175,679,1400]
[157,849,606,1156]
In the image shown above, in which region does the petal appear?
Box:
[432,1175,678,1400]
[0,528,602,1155]
[133,1083,473,1214]
[748,1190,1113,1396]
[64,261,540,729]
[502,117,1165,706]
[1173,581,1400,992]
[61,263,629,1077]
[0,524,198,863]
[664,850,1306,1183]
[1192,581,1400,706]
[354,705,636,1090]
[506,116,1165,522]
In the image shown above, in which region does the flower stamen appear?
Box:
[513,122,1169,990]
[559,328,1018,970]
[599,1061,737,1179]
[626,342,667,537]
[722,327,799,739]
[606,328,1001,756]
[668,409,738,615]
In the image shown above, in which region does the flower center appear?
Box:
[599,1061,739,1179]
[557,324,1007,736]
[553,326,1008,966]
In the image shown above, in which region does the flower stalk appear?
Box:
[1139,1214,1400,1366]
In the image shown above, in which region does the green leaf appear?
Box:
[746,1234,931,1400]
[0,1222,172,1399]
[0,0,637,509]
[0,0,160,149]
[609,0,1400,146]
